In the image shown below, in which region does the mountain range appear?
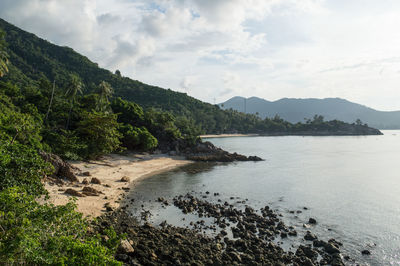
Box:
[220,96,400,129]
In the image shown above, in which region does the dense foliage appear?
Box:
[0,187,122,265]
[0,18,379,136]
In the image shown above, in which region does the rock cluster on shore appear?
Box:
[95,193,349,265]
[171,140,263,162]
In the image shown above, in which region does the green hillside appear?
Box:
[0,18,253,134]
[0,18,382,137]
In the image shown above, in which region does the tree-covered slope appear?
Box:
[0,18,235,134]
[0,18,383,136]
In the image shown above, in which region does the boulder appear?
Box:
[82,186,101,196]
[117,239,135,255]
[65,188,85,197]
[324,243,340,254]
[120,176,130,182]
[39,151,78,182]
[308,218,317,224]
[90,177,101,184]
[361,249,371,255]
[304,231,318,241]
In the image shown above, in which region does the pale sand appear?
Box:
[200,134,259,139]
[44,153,192,217]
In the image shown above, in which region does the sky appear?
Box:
[1,0,400,111]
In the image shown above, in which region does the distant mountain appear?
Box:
[220,96,400,129]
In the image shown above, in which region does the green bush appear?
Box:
[0,141,52,196]
[120,124,158,151]
[0,187,121,265]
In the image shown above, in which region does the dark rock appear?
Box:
[65,188,85,197]
[120,176,130,182]
[361,249,371,255]
[304,231,318,241]
[324,243,340,254]
[39,151,78,182]
[82,178,89,185]
[90,177,101,184]
[82,171,91,176]
[115,253,130,262]
[82,186,101,196]
[308,218,317,224]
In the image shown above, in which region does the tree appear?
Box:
[0,30,9,77]
[65,74,83,129]
[96,81,113,112]
[77,111,122,159]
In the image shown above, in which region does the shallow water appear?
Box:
[127,130,400,265]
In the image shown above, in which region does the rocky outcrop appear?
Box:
[39,151,78,182]
[65,188,85,197]
[183,141,263,162]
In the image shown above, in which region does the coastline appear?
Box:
[43,153,192,217]
[200,133,259,138]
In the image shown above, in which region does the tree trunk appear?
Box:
[45,80,55,122]
[66,101,73,130]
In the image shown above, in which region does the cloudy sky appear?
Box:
[1,0,400,110]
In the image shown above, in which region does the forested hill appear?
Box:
[0,18,239,134]
[0,18,382,136]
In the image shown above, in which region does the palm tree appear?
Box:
[65,74,83,129]
[96,81,113,112]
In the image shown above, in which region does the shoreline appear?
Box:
[200,133,259,138]
[43,153,192,217]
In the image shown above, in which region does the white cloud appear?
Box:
[1,0,400,110]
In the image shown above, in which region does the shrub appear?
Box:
[0,141,52,196]
[120,124,158,151]
[0,187,121,265]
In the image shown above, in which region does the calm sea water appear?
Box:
[127,130,400,265]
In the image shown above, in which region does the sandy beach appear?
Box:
[44,153,192,217]
[200,133,259,138]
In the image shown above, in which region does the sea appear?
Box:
[127,130,400,265]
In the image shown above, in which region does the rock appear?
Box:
[90,177,101,184]
[117,239,135,255]
[361,249,371,255]
[324,243,340,254]
[312,240,325,247]
[105,204,114,212]
[82,178,89,185]
[115,253,130,263]
[65,188,85,197]
[120,176,130,182]
[82,186,101,196]
[39,151,78,182]
[82,171,91,176]
[304,231,318,241]
[308,218,317,224]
